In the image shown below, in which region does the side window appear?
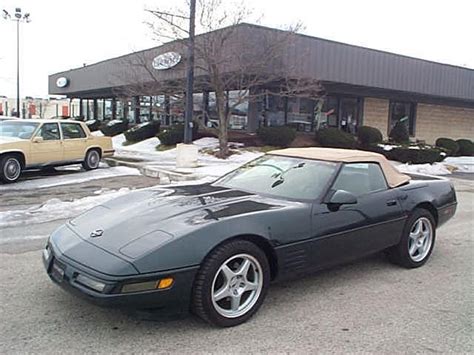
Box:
[332,163,388,197]
[61,123,86,139]
[36,123,60,141]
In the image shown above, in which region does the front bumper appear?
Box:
[42,242,199,313]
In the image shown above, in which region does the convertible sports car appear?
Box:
[43,148,457,327]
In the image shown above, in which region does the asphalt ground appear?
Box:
[0,173,472,353]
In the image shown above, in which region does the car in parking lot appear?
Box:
[0,119,114,183]
[43,148,457,327]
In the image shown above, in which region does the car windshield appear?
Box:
[0,121,39,139]
[214,155,338,200]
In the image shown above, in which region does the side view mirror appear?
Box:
[327,190,357,208]
[32,136,44,143]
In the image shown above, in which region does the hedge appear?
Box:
[256,126,296,147]
[365,145,444,164]
[456,139,474,156]
[435,138,459,156]
[315,127,357,149]
[157,122,199,146]
[389,121,409,144]
[357,126,383,147]
[124,121,161,142]
[100,119,129,137]
[85,119,101,132]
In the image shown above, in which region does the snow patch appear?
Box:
[0,188,131,228]
[444,156,474,173]
[0,166,140,191]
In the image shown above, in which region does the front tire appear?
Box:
[192,240,270,327]
[0,155,22,183]
[387,208,436,268]
[82,149,101,171]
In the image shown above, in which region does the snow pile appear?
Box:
[0,188,131,228]
[0,166,140,191]
[444,157,474,173]
[91,130,104,137]
[396,163,452,176]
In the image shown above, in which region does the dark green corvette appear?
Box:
[43,148,457,327]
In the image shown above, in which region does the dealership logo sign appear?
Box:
[56,77,69,88]
[152,52,181,70]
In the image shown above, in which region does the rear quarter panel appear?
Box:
[397,175,457,227]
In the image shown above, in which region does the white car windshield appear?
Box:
[0,121,39,139]
[214,155,338,200]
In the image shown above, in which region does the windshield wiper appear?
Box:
[270,162,305,188]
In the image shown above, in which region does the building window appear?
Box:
[321,96,363,132]
[389,101,416,136]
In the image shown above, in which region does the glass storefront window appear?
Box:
[389,101,416,135]
[228,90,248,130]
[340,97,360,134]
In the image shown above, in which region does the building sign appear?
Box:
[152,52,181,70]
[56,77,69,88]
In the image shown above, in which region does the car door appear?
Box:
[309,162,406,270]
[60,122,88,161]
[29,122,63,165]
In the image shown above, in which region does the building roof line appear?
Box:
[50,22,473,77]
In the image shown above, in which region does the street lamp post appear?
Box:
[2,8,31,118]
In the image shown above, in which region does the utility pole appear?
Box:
[2,8,31,118]
[183,0,196,144]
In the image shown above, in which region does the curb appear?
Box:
[104,157,202,183]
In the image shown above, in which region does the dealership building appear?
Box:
[48,23,474,143]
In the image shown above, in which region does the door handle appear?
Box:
[386,200,397,206]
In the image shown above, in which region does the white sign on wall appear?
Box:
[152,52,182,70]
[56,77,69,88]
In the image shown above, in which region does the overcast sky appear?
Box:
[0,0,472,98]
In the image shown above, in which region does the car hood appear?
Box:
[68,183,281,260]
[0,136,26,145]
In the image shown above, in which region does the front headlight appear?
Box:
[75,274,106,293]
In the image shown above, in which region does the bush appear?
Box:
[435,138,459,156]
[389,121,409,144]
[256,126,296,147]
[456,139,474,156]
[357,126,383,146]
[157,122,199,146]
[124,121,161,142]
[315,127,356,149]
[100,119,129,137]
[386,147,444,164]
[85,119,100,132]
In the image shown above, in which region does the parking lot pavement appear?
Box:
[0,177,472,353]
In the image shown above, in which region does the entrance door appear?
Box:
[30,123,63,165]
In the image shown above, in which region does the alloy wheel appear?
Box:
[408,217,433,262]
[211,253,263,319]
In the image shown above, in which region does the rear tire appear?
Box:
[82,149,101,171]
[0,155,22,183]
[192,240,270,327]
[386,208,436,268]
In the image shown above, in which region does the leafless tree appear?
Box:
[119,0,323,157]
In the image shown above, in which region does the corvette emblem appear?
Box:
[90,229,104,238]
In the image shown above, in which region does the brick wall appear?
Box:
[416,104,474,144]
[363,98,389,138]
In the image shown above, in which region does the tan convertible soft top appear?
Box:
[269,147,410,188]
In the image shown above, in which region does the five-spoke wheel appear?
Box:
[387,208,436,268]
[211,254,263,319]
[192,240,270,327]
